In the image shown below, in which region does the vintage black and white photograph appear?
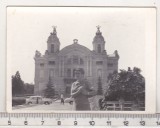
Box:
[7,7,156,113]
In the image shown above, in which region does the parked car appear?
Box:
[50,95,59,102]
[26,96,52,105]
[64,97,74,105]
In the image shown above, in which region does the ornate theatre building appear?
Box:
[34,26,119,95]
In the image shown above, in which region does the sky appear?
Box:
[7,7,154,84]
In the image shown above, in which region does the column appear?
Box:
[60,58,63,77]
[86,56,89,76]
[62,56,65,77]
[90,57,92,76]
[88,59,90,76]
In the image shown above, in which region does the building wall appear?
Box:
[34,48,119,96]
[34,27,119,96]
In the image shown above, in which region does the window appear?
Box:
[96,61,103,65]
[73,55,79,64]
[73,69,76,78]
[73,68,84,78]
[98,44,101,53]
[31,97,37,100]
[48,61,55,65]
[67,69,71,77]
[80,58,84,65]
[40,63,44,67]
[108,63,113,67]
[51,44,54,53]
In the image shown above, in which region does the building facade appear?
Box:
[34,26,119,96]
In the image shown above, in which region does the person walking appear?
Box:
[71,68,96,111]
[60,94,64,105]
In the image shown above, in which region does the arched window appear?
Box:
[98,44,101,53]
[51,44,54,53]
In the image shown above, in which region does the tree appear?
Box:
[44,77,55,98]
[12,71,25,96]
[106,67,145,101]
[24,83,34,95]
[97,77,103,95]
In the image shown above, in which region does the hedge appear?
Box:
[12,97,26,106]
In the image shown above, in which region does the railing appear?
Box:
[101,101,145,111]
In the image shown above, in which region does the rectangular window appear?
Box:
[108,63,113,67]
[98,44,101,53]
[96,61,103,65]
[80,58,84,65]
[67,69,71,77]
[48,61,55,65]
[51,44,54,53]
[40,63,44,67]
[73,55,79,64]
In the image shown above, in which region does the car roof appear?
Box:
[30,96,42,98]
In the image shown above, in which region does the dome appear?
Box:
[93,34,105,43]
[47,27,60,44]
[59,40,91,56]
[92,26,105,44]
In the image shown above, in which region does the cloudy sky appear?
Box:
[7,7,155,83]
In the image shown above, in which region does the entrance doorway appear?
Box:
[73,68,84,78]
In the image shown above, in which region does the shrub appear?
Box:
[12,97,26,106]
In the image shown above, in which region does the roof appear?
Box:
[92,26,105,44]
[59,41,92,56]
[108,54,116,57]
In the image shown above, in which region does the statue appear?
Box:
[52,26,57,35]
[96,25,101,30]
[96,25,101,34]
[35,50,41,57]
[114,50,119,58]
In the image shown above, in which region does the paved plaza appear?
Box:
[13,101,73,111]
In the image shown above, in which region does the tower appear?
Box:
[92,26,106,53]
[47,26,60,54]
